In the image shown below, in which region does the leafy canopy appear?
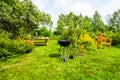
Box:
[0,0,52,39]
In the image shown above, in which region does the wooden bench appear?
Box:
[33,37,49,46]
[97,34,112,49]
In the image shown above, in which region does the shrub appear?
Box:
[39,26,51,37]
[77,34,97,53]
[22,34,32,40]
[111,32,120,45]
[60,28,97,53]
[0,39,33,58]
[0,48,12,58]
[103,31,120,45]
[0,32,9,39]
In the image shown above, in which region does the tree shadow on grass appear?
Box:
[49,53,61,58]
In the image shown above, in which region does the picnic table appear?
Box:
[33,37,49,46]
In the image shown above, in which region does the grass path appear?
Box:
[0,40,120,80]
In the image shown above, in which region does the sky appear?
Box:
[31,0,120,28]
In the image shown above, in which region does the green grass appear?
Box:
[0,40,120,80]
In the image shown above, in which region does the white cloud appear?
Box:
[98,0,120,23]
[69,2,94,16]
[54,0,67,8]
[32,0,46,11]
[100,0,120,18]
[54,0,95,17]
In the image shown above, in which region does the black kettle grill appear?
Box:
[58,40,71,47]
[58,40,71,62]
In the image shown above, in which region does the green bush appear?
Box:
[0,32,9,39]
[103,31,120,45]
[112,32,120,45]
[49,34,61,40]
[61,28,97,53]
[0,48,12,58]
[0,39,33,58]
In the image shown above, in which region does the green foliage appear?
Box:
[55,14,66,35]
[111,32,120,45]
[56,12,85,35]
[0,39,33,58]
[105,9,120,45]
[107,9,120,32]
[0,0,52,39]
[103,31,120,45]
[49,34,61,40]
[61,27,74,41]
[22,34,32,40]
[82,16,92,32]
[0,48,11,58]
[39,26,51,37]
[61,27,96,53]
[91,11,105,33]
[0,32,9,39]
[32,26,51,37]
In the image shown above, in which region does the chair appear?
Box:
[104,37,112,49]
[97,34,112,49]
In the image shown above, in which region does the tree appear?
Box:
[107,9,120,32]
[56,12,81,34]
[82,16,92,32]
[55,14,65,34]
[39,26,51,37]
[0,0,52,39]
[77,13,84,28]
[91,11,105,33]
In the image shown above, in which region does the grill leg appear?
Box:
[62,47,67,62]
[58,46,62,56]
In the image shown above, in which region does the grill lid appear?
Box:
[58,40,71,47]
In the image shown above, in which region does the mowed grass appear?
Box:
[0,40,120,80]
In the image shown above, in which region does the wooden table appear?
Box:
[33,37,49,46]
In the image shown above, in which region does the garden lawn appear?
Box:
[0,40,120,80]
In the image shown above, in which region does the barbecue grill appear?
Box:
[58,40,71,62]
